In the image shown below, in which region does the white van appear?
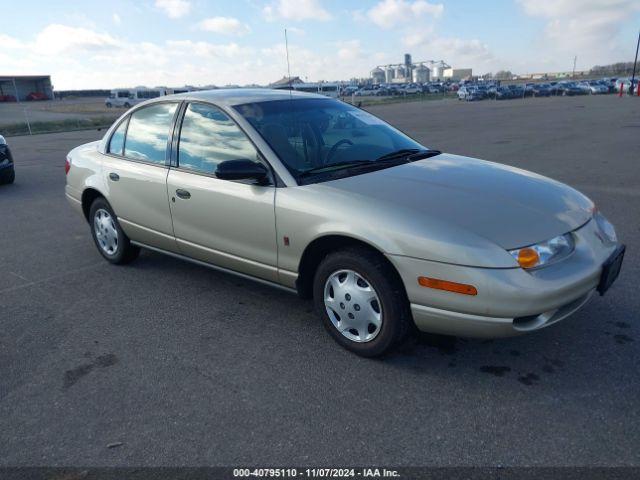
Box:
[105,88,168,108]
[273,82,341,98]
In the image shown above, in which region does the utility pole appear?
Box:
[572,55,577,79]
[630,29,640,95]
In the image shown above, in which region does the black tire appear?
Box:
[0,167,15,185]
[124,102,131,108]
[313,247,411,357]
[89,197,139,264]
[106,102,112,108]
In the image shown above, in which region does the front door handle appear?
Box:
[109,172,120,181]
[175,188,191,199]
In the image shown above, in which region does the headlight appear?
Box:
[509,233,574,269]
[594,210,617,243]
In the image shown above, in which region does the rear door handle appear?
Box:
[109,172,120,181]
[175,188,191,199]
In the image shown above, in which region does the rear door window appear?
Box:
[124,103,178,165]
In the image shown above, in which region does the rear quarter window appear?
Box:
[108,118,128,155]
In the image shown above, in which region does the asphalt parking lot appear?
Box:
[1,95,638,467]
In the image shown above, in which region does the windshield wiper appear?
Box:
[376,148,441,162]
[298,160,378,176]
[375,148,423,161]
[298,149,442,179]
[408,149,441,160]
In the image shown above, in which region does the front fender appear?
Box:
[275,184,517,274]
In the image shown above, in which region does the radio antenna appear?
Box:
[284,28,293,98]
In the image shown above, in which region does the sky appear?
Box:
[1,0,639,90]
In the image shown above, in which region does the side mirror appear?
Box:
[216,159,268,183]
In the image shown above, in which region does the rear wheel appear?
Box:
[313,247,411,357]
[105,102,113,108]
[89,197,139,264]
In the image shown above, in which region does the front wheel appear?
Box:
[313,247,411,357]
[0,167,15,185]
[89,197,139,264]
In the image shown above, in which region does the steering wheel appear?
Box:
[325,139,354,164]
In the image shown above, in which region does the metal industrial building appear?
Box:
[371,54,466,84]
[0,75,53,101]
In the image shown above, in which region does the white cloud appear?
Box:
[197,17,250,36]
[0,34,24,50]
[336,40,362,61]
[517,0,640,68]
[367,0,443,29]
[263,0,331,21]
[286,26,306,35]
[34,24,119,55]
[155,0,191,19]
[112,13,122,25]
[400,28,500,74]
[363,0,498,74]
[166,40,251,58]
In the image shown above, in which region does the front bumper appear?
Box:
[387,219,620,338]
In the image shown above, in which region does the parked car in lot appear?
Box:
[457,86,482,101]
[0,135,15,185]
[354,87,377,96]
[555,82,584,96]
[422,85,441,94]
[65,89,625,356]
[575,82,592,95]
[494,86,513,100]
[403,84,421,94]
[502,85,520,98]
[523,84,536,97]
[26,92,48,101]
[584,81,608,94]
[532,84,552,97]
[341,86,359,96]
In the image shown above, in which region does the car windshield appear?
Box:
[234,98,426,183]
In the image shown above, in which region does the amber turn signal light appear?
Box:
[418,276,478,296]
[516,247,540,269]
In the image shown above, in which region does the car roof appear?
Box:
[156,88,327,107]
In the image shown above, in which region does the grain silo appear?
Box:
[413,64,430,83]
[385,66,395,83]
[370,67,385,84]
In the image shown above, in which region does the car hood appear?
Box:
[319,153,593,251]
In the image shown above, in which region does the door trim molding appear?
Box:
[131,241,298,295]
[119,218,175,241]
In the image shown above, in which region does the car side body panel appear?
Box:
[100,155,177,252]
[65,141,105,213]
[167,169,278,282]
